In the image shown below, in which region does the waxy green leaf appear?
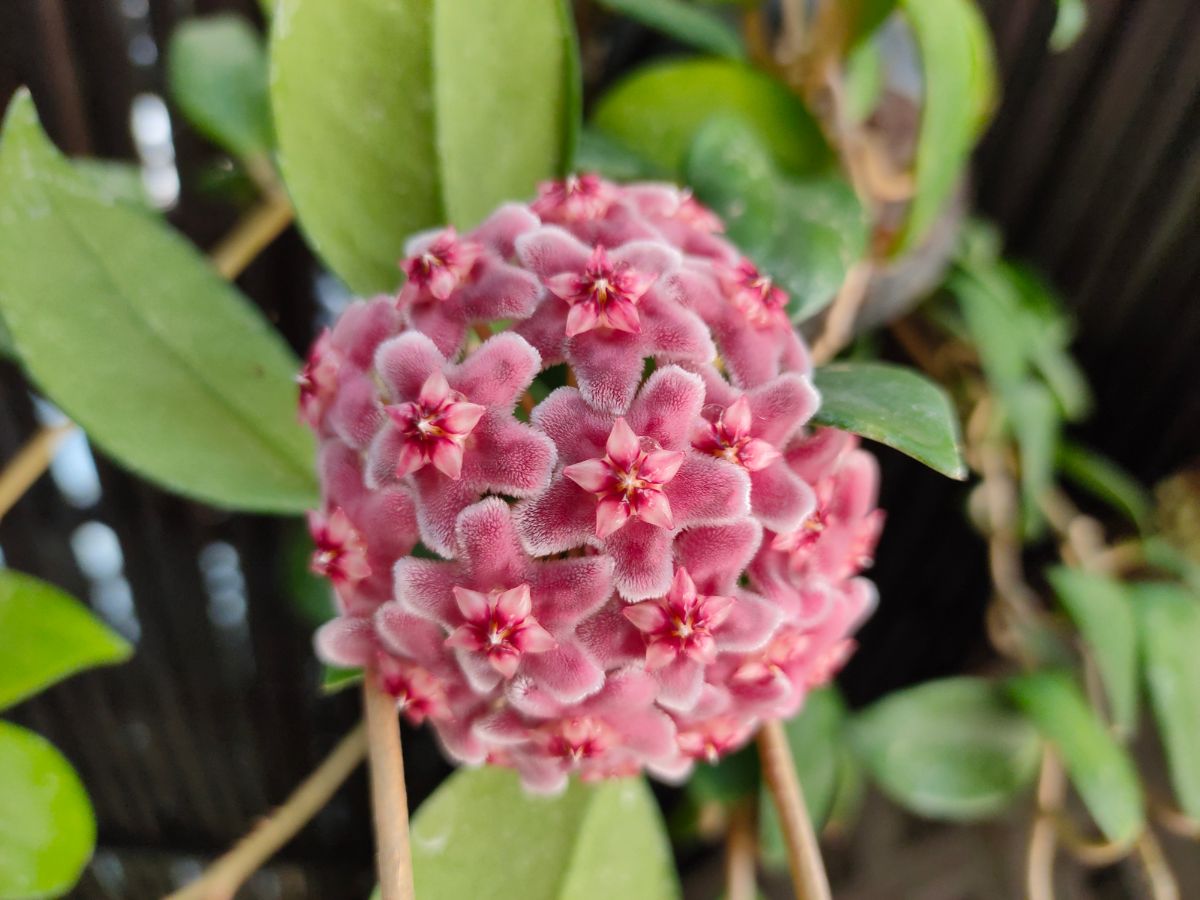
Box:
[412,767,679,899]
[813,362,967,479]
[1057,442,1151,532]
[0,722,95,899]
[0,571,131,712]
[1132,582,1200,821]
[1047,567,1138,735]
[592,59,830,176]
[168,15,273,161]
[272,0,576,295]
[853,677,1041,820]
[0,92,317,513]
[595,0,744,59]
[1008,671,1144,843]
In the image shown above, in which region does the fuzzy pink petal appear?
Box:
[611,239,683,277]
[566,330,646,414]
[749,373,820,446]
[675,520,762,595]
[627,365,705,450]
[394,557,461,625]
[639,289,717,366]
[326,373,384,450]
[654,658,705,712]
[374,332,446,401]
[412,469,481,557]
[470,203,540,256]
[514,478,596,556]
[514,226,592,278]
[715,590,781,653]
[449,333,541,408]
[605,520,674,601]
[526,556,615,632]
[575,605,646,669]
[329,297,402,367]
[455,264,541,323]
[750,461,817,534]
[454,498,530,586]
[529,387,611,465]
[519,643,605,704]
[460,413,556,498]
[406,300,469,358]
[664,454,751,527]
[313,616,374,667]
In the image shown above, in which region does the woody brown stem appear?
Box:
[757,721,831,900]
[363,674,416,900]
[0,421,74,521]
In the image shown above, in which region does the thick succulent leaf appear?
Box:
[896,0,996,252]
[1046,566,1138,735]
[0,722,95,899]
[595,0,744,58]
[1008,670,1144,843]
[846,0,900,49]
[812,362,967,479]
[0,92,317,513]
[411,767,680,899]
[1056,442,1151,532]
[321,665,364,695]
[574,128,664,182]
[591,59,830,176]
[168,15,273,161]
[0,570,131,712]
[852,677,1041,820]
[685,118,867,322]
[1132,582,1200,821]
[271,0,575,295]
[760,687,847,867]
[1008,379,1060,539]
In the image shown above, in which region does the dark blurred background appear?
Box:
[0,0,1197,896]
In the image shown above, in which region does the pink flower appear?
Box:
[384,371,486,480]
[563,417,684,538]
[623,568,734,669]
[398,227,483,304]
[297,329,339,428]
[307,507,371,585]
[532,173,616,223]
[546,245,656,337]
[445,584,556,678]
[302,180,885,789]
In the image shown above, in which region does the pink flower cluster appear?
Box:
[302,174,883,792]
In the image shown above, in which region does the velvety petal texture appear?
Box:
[301,176,883,791]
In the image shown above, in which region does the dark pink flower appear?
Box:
[623,568,733,669]
[445,584,556,678]
[297,329,339,428]
[398,227,483,304]
[677,716,755,765]
[545,245,656,337]
[307,507,371,585]
[532,173,616,223]
[384,371,486,480]
[563,417,684,538]
[720,258,789,328]
[692,396,779,471]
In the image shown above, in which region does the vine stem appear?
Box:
[0,420,75,521]
[363,675,416,900]
[166,724,366,900]
[210,190,294,281]
[724,803,758,900]
[757,721,831,900]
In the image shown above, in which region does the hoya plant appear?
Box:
[0,0,1196,898]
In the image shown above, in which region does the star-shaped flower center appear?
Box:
[386,371,486,480]
[622,567,734,669]
[692,396,781,471]
[721,258,789,328]
[546,245,655,337]
[532,173,614,223]
[733,629,809,685]
[542,717,613,765]
[563,417,685,538]
[677,717,750,764]
[376,653,448,724]
[444,584,556,678]
[307,507,371,585]
[400,227,482,303]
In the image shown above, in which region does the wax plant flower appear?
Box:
[304,175,883,793]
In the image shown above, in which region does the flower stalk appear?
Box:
[363,673,416,900]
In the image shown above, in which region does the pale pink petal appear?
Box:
[750,461,817,534]
[623,601,670,633]
[313,616,374,667]
[520,643,605,703]
[374,332,445,401]
[514,478,595,556]
[495,584,533,621]
[605,417,640,468]
[449,333,541,408]
[665,455,751,527]
[605,521,673,601]
[634,489,674,531]
[454,498,529,586]
[639,449,685,483]
[563,457,614,493]
[595,496,632,539]
[430,440,465,480]
[453,586,490,621]
[514,226,591,278]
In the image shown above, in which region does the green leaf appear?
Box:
[72,160,151,209]
[168,15,273,161]
[1008,670,1144,843]
[0,91,317,514]
[852,677,1041,820]
[1009,380,1060,538]
[687,745,759,807]
[574,128,664,182]
[271,0,574,295]
[321,665,364,695]
[1057,443,1151,532]
[844,36,886,123]
[847,0,900,48]
[1050,0,1087,52]
[760,687,847,867]
[897,0,996,252]
[1132,582,1200,821]
[411,767,680,899]
[0,571,131,712]
[1046,567,1138,735]
[591,59,830,177]
[684,118,867,322]
[0,722,95,899]
[594,0,744,58]
[812,362,967,479]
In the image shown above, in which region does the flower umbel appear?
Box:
[303,174,884,792]
[563,417,684,538]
